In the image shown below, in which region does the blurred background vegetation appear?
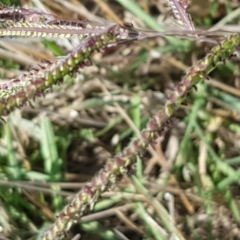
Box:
[1,0,240,239]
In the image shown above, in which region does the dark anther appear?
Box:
[204,74,210,81]
[181,101,188,106]
[193,85,198,91]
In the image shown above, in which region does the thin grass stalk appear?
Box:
[42,35,240,239]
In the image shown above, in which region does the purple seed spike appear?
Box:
[0,29,118,117]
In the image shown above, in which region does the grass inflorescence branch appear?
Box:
[43,35,240,239]
[0,24,121,117]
